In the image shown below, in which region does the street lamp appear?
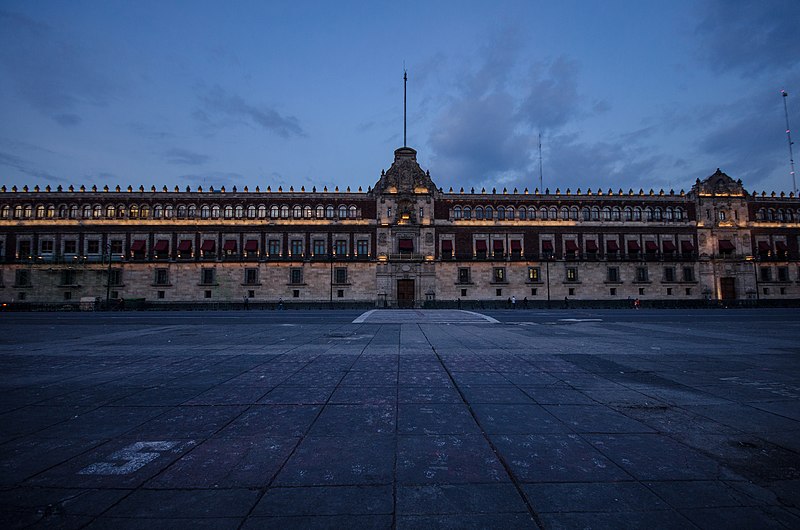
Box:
[105,243,112,309]
[544,251,553,309]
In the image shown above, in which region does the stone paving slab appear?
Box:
[1,308,800,528]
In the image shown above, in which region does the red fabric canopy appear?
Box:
[718,240,735,251]
[681,240,695,252]
[585,240,598,252]
[154,240,169,252]
[223,239,237,251]
[757,241,771,252]
[201,239,216,251]
[662,241,676,252]
[541,240,554,252]
[776,241,789,251]
[510,240,522,250]
[178,240,192,251]
[475,240,488,251]
[493,240,504,251]
[441,240,453,251]
[565,240,579,252]
[645,241,659,252]
[130,240,146,252]
[606,240,619,252]
[627,240,641,252]
[398,238,413,251]
[245,239,258,251]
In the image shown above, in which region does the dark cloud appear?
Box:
[164,148,210,166]
[175,172,243,190]
[196,86,305,138]
[0,150,68,184]
[0,10,117,125]
[518,56,583,131]
[695,0,800,76]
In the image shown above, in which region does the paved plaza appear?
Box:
[1,308,800,529]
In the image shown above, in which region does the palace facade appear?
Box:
[1,146,799,308]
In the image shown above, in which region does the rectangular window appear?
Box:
[356,239,369,257]
[461,288,467,297]
[60,270,76,286]
[290,239,303,257]
[685,288,692,296]
[493,267,506,283]
[110,240,123,254]
[245,268,258,285]
[334,267,347,284]
[607,267,619,282]
[313,239,326,256]
[248,290,255,298]
[566,267,578,282]
[109,269,122,286]
[18,240,32,258]
[528,267,541,282]
[268,239,281,257]
[636,267,649,282]
[337,289,344,298]
[682,267,694,282]
[41,240,54,254]
[157,290,165,299]
[290,268,303,284]
[15,269,31,286]
[87,240,100,254]
[293,289,300,298]
[531,288,537,295]
[760,267,772,282]
[204,290,212,299]
[667,287,673,296]
[201,268,216,285]
[610,287,617,296]
[458,268,471,284]
[63,291,72,300]
[155,268,169,285]
[496,288,502,296]
[639,287,645,295]
[664,267,676,282]
[777,266,789,282]
[63,240,77,254]
[334,240,347,257]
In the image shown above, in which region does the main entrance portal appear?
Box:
[397,279,415,308]
[720,277,736,301]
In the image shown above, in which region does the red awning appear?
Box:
[627,240,641,252]
[475,240,488,251]
[441,240,453,251]
[223,239,237,251]
[565,240,579,252]
[662,241,676,252]
[130,240,146,252]
[399,238,413,251]
[718,240,735,251]
[757,241,771,252]
[245,239,258,251]
[178,240,192,251]
[154,239,169,252]
[776,241,789,252]
[493,240,504,251]
[510,240,522,250]
[541,240,554,252]
[606,240,619,252]
[645,241,659,252]
[585,240,598,252]
[201,239,216,251]
[681,240,695,252]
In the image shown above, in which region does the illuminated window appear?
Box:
[528,267,540,282]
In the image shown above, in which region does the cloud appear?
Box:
[518,56,584,131]
[695,0,800,76]
[164,148,210,166]
[0,10,117,125]
[196,86,305,138]
[0,150,68,183]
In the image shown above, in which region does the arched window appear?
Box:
[188,205,197,218]
[58,205,67,218]
[612,207,621,221]
[69,205,78,219]
[140,205,150,219]
[756,208,766,221]
[549,207,558,219]
[235,205,244,218]
[506,207,514,220]
[293,205,302,218]
[280,205,289,218]
[485,206,493,220]
[463,206,471,220]
[304,205,312,218]
[36,205,45,218]
[570,207,578,220]
[675,207,684,221]
[654,208,662,221]
[270,205,279,218]
[767,209,774,221]
[540,207,548,220]
[776,209,785,222]
[0,205,8,218]
[22,205,32,218]
[211,205,220,218]
[665,207,673,221]
[528,207,536,219]
[786,209,794,222]
[224,205,233,218]
[153,205,162,219]
[633,207,642,221]
[117,204,126,218]
[453,206,462,219]
[624,207,632,221]
[718,210,726,221]
[258,205,267,218]
[475,206,484,220]
[338,205,347,218]
[326,205,334,218]
[82,205,92,218]
[349,205,357,218]
[497,206,505,220]
[560,207,569,220]
[247,205,256,219]
[201,205,210,219]
[602,207,611,221]
[518,207,526,220]
[177,205,186,218]
[581,207,590,221]
[130,204,139,218]
[315,205,324,218]
[164,205,173,218]
[13,205,22,219]
[590,207,599,221]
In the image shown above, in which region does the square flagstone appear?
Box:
[258,385,335,404]
[396,435,509,484]
[542,405,656,433]
[472,404,570,434]
[329,386,396,404]
[103,488,258,518]
[242,514,392,529]
[217,405,322,438]
[491,434,631,482]
[396,484,528,515]
[398,404,480,435]
[397,513,536,529]
[458,385,533,404]
[398,372,453,386]
[275,435,394,486]
[129,405,248,438]
[308,404,395,435]
[539,510,693,530]
[252,485,393,516]
[523,481,667,513]
[398,386,463,404]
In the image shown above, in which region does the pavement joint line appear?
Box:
[418,323,545,530]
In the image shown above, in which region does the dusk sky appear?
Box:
[1,1,798,195]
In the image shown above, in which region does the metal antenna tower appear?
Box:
[538,133,543,192]
[782,89,797,194]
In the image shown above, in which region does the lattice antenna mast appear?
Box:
[403,69,408,147]
[782,90,797,194]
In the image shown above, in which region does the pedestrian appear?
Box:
[457,297,462,309]
[278,297,284,310]
[634,298,640,310]
[243,296,249,310]
[507,296,512,309]
[523,296,528,309]
[511,295,516,309]
[564,296,569,309]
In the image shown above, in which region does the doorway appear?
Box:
[397,279,415,308]
[720,277,736,301]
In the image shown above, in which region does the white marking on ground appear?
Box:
[78,441,189,475]
[352,309,498,324]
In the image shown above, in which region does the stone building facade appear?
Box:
[1,146,799,308]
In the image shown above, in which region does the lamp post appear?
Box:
[329,249,334,308]
[544,251,552,309]
[105,243,112,309]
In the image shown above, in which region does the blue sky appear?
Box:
[1,0,798,194]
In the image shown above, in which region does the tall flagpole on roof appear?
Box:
[403,68,408,147]
[781,90,797,194]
